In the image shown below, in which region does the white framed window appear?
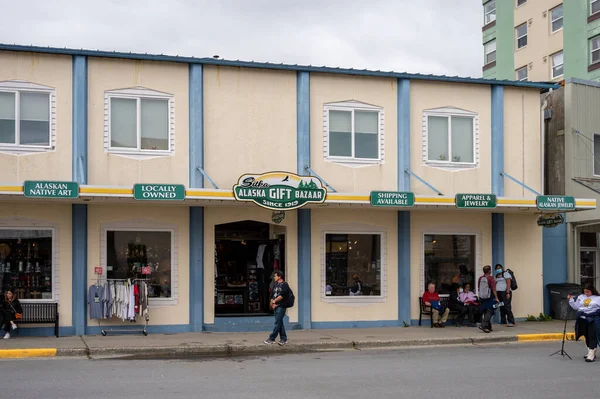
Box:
[550,5,563,33]
[552,51,564,79]
[516,66,528,81]
[485,40,497,65]
[423,107,478,168]
[516,23,528,49]
[0,81,55,153]
[0,220,60,303]
[591,37,600,65]
[484,1,496,25]
[593,134,600,176]
[592,0,600,16]
[100,219,179,306]
[105,87,174,157]
[323,100,384,165]
[517,0,527,6]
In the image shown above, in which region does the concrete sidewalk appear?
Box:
[0,321,576,359]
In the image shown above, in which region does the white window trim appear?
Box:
[104,87,175,158]
[321,223,387,305]
[422,107,479,169]
[591,37,600,66]
[516,66,528,81]
[100,219,179,306]
[551,51,564,79]
[484,1,496,25]
[550,5,563,33]
[592,0,600,16]
[484,40,497,65]
[420,231,482,297]
[0,80,56,155]
[516,23,528,49]
[0,218,60,303]
[323,100,384,167]
[593,134,600,177]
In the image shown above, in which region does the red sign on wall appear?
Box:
[94,267,103,275]
[142,266,151,275]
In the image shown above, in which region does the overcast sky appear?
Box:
[0,0,483,78]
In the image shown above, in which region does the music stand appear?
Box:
[549,299,572,360]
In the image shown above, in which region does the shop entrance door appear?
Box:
[580,249,599,287]
[214,221,285,317]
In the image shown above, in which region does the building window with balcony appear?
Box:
[423,107,478,168]
[484,40,497,65]
[592,0,600,16]
[551,5,563,33]
[484,1,496,25]
[323,101,384,165]
[105,88,174,156]
[0,81,55,153]
[516,66,528,81]
[516,23,528,49]
[517,0,527,7]
[590,36,600,68]
[551,51,564,79]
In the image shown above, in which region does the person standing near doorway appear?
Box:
[478,265,500,333]
[264,271,290,346]
[494,264,515,327]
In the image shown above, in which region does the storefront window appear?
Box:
[0,229,53,300]
[424,234,475,294]
[325,233,381,297]
[106,230,172,298]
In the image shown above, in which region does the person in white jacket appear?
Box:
[568,283,600,362]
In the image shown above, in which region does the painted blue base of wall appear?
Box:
[204,316,300,332]
[543,221,568,315]
[12,326,75,337]
[85,324,192,336]
[312,320,402,329]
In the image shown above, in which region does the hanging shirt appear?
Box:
[256,244,267,269]
[88,285,104,320]
[128,281,136,320]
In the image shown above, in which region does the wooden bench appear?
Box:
[16,302,59,337]
[418,295,459,327]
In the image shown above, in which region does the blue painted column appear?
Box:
[542,223,567,314]
[189,63,205,331]
[397,79,411,325]
[297,71,311,329]
[72,55,88,336]
[491,85,504,323]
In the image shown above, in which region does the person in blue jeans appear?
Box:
[264,271,290,346]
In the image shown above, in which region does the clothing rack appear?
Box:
[90,278,150,337]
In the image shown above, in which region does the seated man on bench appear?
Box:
[422,283,450,328]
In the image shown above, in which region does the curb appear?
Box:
[517,332,575,342]
[0,348,57,359]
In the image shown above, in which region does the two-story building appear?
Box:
[0,44,594,336]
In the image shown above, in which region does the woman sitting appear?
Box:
[459,283,479,327]
[2,289,22,340]
[448,284,468,327]
[569,283,600,362]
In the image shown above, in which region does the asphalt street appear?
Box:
[2,341,598,399]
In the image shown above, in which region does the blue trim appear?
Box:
[204,316,300,332]
[492,214,505,268]
[189,64,204,188]
[405,169,443,195]
[543,219,568,315]
[86,324,191,335]
[72,204,87,336]
[398,211,411,325]
[312,320,401,329]
[189,207,204,332]
[298,209,311,329]
[305,166,336,192]
[491,85,504,197]
[398,79,411,192]
[13,326,75,337]
[297,71,310,175]
[197,167,218,189]
[500,171,541,196]
[0,44,558,90]
[72,55,88,184]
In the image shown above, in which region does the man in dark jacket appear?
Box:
[264,271,290,346]
[448,284,468,326]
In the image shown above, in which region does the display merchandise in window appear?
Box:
[325,233,381,297]
[106,231,172,298]
[0,230,53,300]
[424,234,476,294]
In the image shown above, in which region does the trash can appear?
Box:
[546,283,581,320]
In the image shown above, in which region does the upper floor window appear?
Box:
[0,81,55,153]
[485,40,497,65]
[592,0,600,16]
[516,66,528,81]
[484,1,496,25]
[551,5,563,33]
[423,107,478,167]
[591,36,600,65]
[516,23,528,49]
[323,101,383,164]
[517,0,527,6]
[551,51,564,79]
[105,87,174,156]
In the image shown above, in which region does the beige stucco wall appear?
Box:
[203,66,297,188]
[203,206,298,324]
[504,213,543,317]
[87,204,189,326]
[310,209,398,322]
[309,73,398,193]
[0,202,72,327]
[410,211,492,320]
[514,0,563,82]
[87,58,189,186]
[503,87,542,198]
[409,81,492,196]
[0,51,72,183]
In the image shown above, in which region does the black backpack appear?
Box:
[287,286,295,308]
[506,268,518,291]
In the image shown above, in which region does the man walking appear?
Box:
[478,265,500,333]
[495,264,515,327]
[264,271,290,345]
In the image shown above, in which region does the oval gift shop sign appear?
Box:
[233,172,327,211]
